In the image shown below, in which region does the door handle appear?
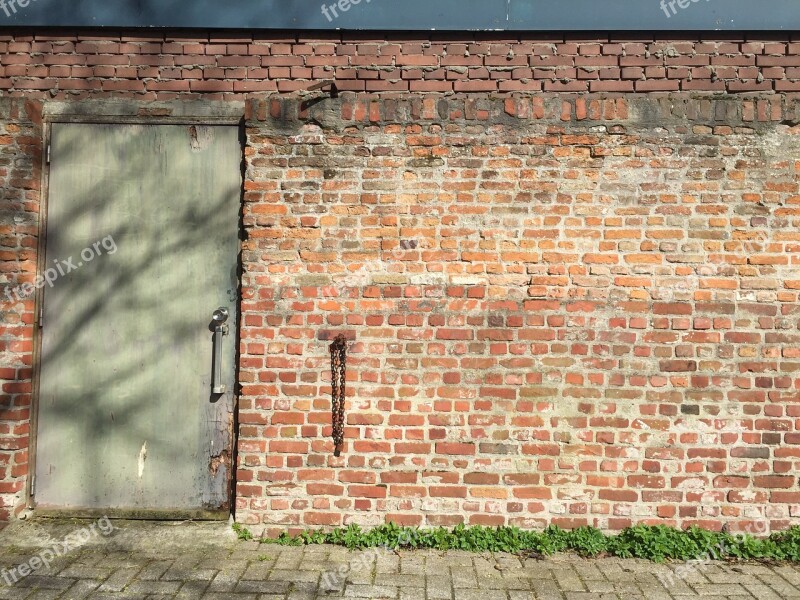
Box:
[211,307,229,394]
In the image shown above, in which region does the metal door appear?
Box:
[35,123,240,516]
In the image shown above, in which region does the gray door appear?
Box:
[35,123,240,516]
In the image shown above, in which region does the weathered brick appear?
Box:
[3,31,800,535]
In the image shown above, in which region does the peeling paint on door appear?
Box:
[137,442,147,479]
[188,125,214,151]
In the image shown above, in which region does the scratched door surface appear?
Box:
[35,123,240,515]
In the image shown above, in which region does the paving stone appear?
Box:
[451,566,478,588]
[25,591,63,600]
[530,579,565,600]
[374,574,422,588]
[235,580,291,595]
[342,584,398,598]
[124,580,182,595]
[551,567,585,593]
[175,580,211,598]
[688,583,752,595]
[242,564,274,579]
[447,589,508,600]
[15,575,74,590]
[133,561,172,581]
[163,566,217,581]
[58,566,112,580]
[426,574,452,599]
[96,567,140,592]
[61,578,101,599]
[564,594,621,600]
[86,592,147,600]
[207,567,248,593]
[268,569,320,584]
[375,554,400,574]
[0,588,31,600]
[399,556,425,576]
[743,584,786,600]
[508,593,537,600]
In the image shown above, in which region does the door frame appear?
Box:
[29,100,246,519]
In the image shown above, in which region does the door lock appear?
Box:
[211,307,229,394]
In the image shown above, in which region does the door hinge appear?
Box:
[46,143,50,165]
[30,474,35,496]
[38,306,44,328]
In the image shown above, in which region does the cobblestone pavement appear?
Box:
[1,520,800,599]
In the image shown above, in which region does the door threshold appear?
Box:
[32,507,230,521]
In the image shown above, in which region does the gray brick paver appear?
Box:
[426,574,452,598]
[132,562,172,582]
[14,576,74,590]
[163,566,217,581]
[529,579,565,600]
[507,593,536,600]
[96,567,141,592]
[450,566,477,589]
[123,580,182,595]
[743,583,785,600]
[0,587,31,600]
[206,567,247,593]
[634,584,673,600]
[342,583,398,598]
[84,593,146,600]
[686,584,752,595]
[267,569,319,584]
[551,567,585,593]
[374,574,423,588]
[60,579,101,600]
[22,591,62,600]
[235,580,291,594]
[175,579,210,598]
[563,594,620,600]
[57,567,111,581]
[449,589,507,600]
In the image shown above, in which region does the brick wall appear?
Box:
[239,93,800,535]
[0,98,39,521]
[0,32,800,97]
[0,31,800,530]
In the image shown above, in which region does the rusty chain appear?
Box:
[329,334,347,457]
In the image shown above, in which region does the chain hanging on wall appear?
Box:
[329,334,347,457]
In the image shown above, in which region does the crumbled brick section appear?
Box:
[238,93,800,535]
[0,98,39,521]
[1,33,800,96]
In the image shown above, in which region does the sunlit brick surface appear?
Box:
[238,94,800,535]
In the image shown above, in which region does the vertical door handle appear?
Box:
[211,307,229,394]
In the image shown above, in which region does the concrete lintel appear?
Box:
[43,100,245,124]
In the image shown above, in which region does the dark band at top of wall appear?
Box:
[0,0,798,31]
